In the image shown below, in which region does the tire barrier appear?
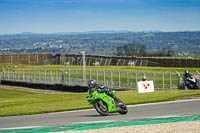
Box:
[1,80,129,92]
[1,80,89,92]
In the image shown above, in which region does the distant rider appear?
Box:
[183,70,192,78]
[183,70,192,86]
[183,70,199,89]
[141,75,147,81]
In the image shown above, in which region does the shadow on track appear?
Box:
[80,113,119,117]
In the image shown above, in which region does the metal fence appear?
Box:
[0,67,182,90]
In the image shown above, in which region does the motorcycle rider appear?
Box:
[183,70,191,89]
[183,70,199,89]
[141,75,147,81]
[98,85,123,107]
[87,80,123,106]
[183,70,192,78]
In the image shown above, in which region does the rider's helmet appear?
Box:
[185,70,189,74]
[88,80,97,89]
[142,76,147,81]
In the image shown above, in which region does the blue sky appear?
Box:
[0,0,200,34]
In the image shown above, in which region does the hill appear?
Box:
[0,31,200,56]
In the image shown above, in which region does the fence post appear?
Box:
[13,68,16,81]
[17,68,20,81]
[51,70,53,82]
[44,69,47,83]
[103,70,106,86]
[33,69,35,83]
[12,69,15,81]
[7,68,9,80]
[17,68,19,81]
[68,69,71,85]
[111,70,113,89]
[30,68,32,82]
[76,69,78,83]
[90,69,92,80]
[170,72,172,89]
[96,70,98,84]
[18,68,20,81]
[2,67,5,79]
[61,69,65,84]
[176,71,181,89]
[31,69,33,82]
[118,71,121,89]
[134,71,137,88]
[23,69,25,81]
[199,71,200,89]
[39,69,41,82]
[152,72,155,88]
[26,69,28,81]
[197,71,200,89]
[199,72,200,89]
[153,72,156,83]
[15,68,17,81]
[127,71,129,87]
[56,70,58,82]
[162,72,165,89]
[28,69,31,82]
[14,68,16,81]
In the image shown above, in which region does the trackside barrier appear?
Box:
[0,67,181,89]
[197,71,200,88]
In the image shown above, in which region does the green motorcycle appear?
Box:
[87,86,128,116]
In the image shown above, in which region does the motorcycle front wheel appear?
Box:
[94,100,109,116]
[114,97,128,114]
[193,84,199,89]
[119,104,128,114]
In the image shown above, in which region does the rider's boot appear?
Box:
[113,96,123,107]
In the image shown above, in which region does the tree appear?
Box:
[161,46,174,56]
[116,43,147,56]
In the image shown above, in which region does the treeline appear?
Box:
[116,43,174,57]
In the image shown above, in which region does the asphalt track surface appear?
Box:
[0,98,200,129]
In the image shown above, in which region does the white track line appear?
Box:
[0,126,41,131]
[128,98,200,108]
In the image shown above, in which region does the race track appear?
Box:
[0,98,200,129]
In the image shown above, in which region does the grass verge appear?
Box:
[0,88,200,117]
[1,64,200,73]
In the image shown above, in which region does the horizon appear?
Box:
[0,0,200,34]
[1,30,200,35]
[1,29,200,37]
[0,30,200,35]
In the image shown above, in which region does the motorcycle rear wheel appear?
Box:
[94,100,109,116]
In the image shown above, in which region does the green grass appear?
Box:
[1,64,200,74]
[1,88,200,117]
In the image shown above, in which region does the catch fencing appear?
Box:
[0,67,181,89]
